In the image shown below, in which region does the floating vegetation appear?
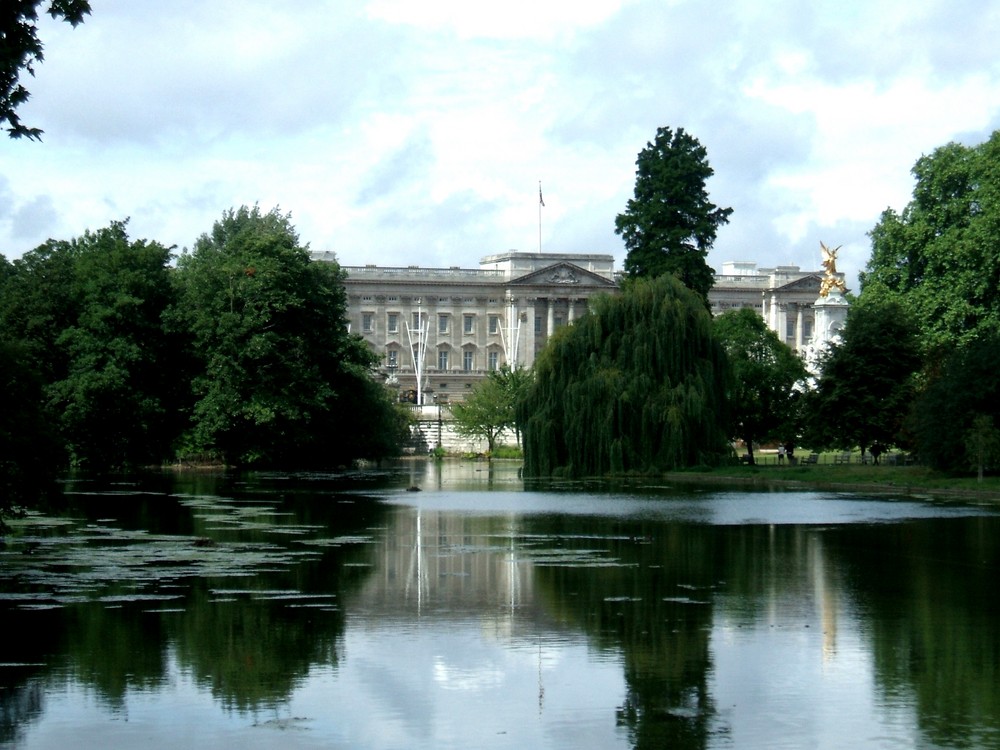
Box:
[0,493,348,610]
[296,535,374,547]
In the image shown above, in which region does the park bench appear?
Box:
[804,453,819,464]
[833,453,851,465]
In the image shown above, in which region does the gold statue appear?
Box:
[819,241,847,297]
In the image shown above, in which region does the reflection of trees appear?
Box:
[0,470,391,733]
[0,607,60,746]
[171,584,339,712]
[166,485,389,713]
[0,678,43,747]
[832,518,1000,747]
[530,520,718,750]
[62,603,169,707]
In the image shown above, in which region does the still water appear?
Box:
[2,461,998,749]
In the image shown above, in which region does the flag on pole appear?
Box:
[538,182,545,207]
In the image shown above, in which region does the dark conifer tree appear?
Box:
[615,126,732,305]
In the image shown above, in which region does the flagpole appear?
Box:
[538,181,543,253]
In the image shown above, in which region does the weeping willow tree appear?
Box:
[519,274,730,477]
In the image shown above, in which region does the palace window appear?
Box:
[463,350,474,371]
[387,313,399,334]
[439,314,449,334]
[412,312,422,330]
[488,351,499,371]
[387,349,398,367]
[464,315,474,334]
[438,350,449,370]
[488,315,500,335]
[362,313,373,333]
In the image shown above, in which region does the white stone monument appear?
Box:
[805,242,849,375]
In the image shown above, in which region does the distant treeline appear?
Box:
[0,206,408,499]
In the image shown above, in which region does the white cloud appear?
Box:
[2,0,999,292]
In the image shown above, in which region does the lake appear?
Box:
[2,460,998,749]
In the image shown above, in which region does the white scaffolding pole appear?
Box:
[499,296,522,368]
[405,300,429,405]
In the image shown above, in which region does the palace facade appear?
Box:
[312,250,842,404]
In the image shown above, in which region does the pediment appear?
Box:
[508,262,617,288]
[772,274,823,293]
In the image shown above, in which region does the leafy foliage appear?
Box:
[713,308,808,464]
[450,365,532,453]
[615,126,732,303]
[0,339,62,523]
[861,130,1000,353]
[171,205,403,466]
[964,415,1000,482]
[1,0,91,139]
[909,332,1000,473]
[1,221,178,470]
[519,275,730,477]
[1,207,407,485]
[803,300,921,455]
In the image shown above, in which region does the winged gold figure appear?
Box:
[819,242,847,296]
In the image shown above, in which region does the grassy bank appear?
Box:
[673,461,1000,501]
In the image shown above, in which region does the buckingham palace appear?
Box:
[311,249,841,404]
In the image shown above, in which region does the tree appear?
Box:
[519,275,730,477]
[860,130,1000,353]
[713,308,808,465]
[450,365,531,454]
[803,299,921,457]
[171,205,402,466]
[47,222,179,469]
[0,339,63,526]
[0,221,179,471]
[2,0,91,139]
[615,126,732,303]
[909,332,1000,473]
[964,415,1000,483]
[491,364,532,448]
[450,377,510,454]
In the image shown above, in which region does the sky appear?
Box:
[3,0,1000,291]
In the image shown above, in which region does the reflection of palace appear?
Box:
[349,509,541,628]
[313,250,844,403]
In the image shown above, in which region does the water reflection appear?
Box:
[1,462,999,749]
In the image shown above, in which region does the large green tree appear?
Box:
[519,275,729,477]
[615,126,732,303]
[1,221,178,470]
[860,130,1000,352]
[713,308,808,465]
[171,205,403,466]
[50,223,179,468]
[2,0,91,139]
[909,332,1000,473]
[0,339,62,525]
[803,299,922,457]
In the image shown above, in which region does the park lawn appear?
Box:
[677,461,1000,501]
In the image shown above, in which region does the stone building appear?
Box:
[313,250,617,404]
[710,261,843,352]
[313,250,844,404]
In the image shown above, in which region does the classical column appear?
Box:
[547,298,555,337]
[568,298,577,323]
[795,304,804,352]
